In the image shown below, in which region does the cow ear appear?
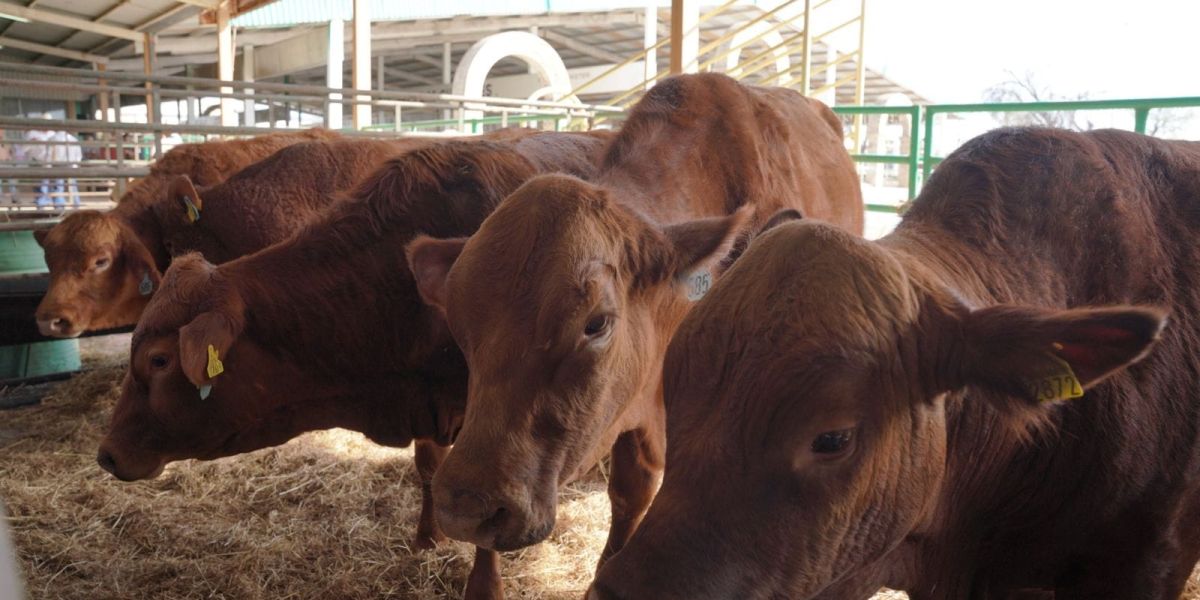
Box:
[662,205,753,281]
[178,309,244,389]
[949,304,1166,405]
[168,175,203,223]
[119,230,161,293]
[758,208,804,235]
[33,229,49,247]
[406,236,468,316]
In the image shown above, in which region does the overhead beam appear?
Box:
[540,29,626,63]
[382,67,439,88]
[142,28,308,56]
[371,11,641,40]
[0,35,108,63]
[199,0,278,25]
[0,1,142,41]
[175,0,219,8]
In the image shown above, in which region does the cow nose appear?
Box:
[434,487,521,547]
[50,318,70,334]
[36,314,69,338]
[96,449,117,475]
[36,316,72,337]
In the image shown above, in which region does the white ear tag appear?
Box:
[139,272,154,296]
[199,384,213,400]
[686,270,712,302]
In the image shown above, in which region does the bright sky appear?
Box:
[864,0,1200,103]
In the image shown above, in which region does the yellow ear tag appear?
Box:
[183,197,200,223]
[206,344,224,379]
[1031,351,1084,403]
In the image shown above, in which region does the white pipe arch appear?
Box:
[452,31,576,126]
[720,20,791,87]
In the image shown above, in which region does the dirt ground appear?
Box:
[0,334,1196,599]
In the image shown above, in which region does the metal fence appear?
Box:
[834,95,1200,214]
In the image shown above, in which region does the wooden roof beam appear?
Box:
[0,0,141,41]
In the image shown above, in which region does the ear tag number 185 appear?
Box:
[687,271,712,302]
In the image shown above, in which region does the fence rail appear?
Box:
[833,96,1200,213]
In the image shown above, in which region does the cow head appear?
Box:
[407,174,749,551]
[98,254,289,481]
[589,221,1166,599]
[34,211,162,337]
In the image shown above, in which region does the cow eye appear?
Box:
[149,354,169,370]
[811,429,854,455]
[583,314,612,338]
[93,256,112,271]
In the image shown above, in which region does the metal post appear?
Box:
[142,33,156,124]
[95,63,110,122]
[800,0,812,95]
[242,44,256,127]
[352,0,371,129]
[216,1,236,127]
[442,42,452,122]
[852,0,867,151]
[644,2,657,90]
[922,107,936,183]
[1134,107,1150,134]
[907,105,920,200]
[669,0,698,74]
[326,17,344,130]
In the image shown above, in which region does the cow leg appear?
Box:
[598,427,665,567]
[463,546,504,600]
[413,440,449,550]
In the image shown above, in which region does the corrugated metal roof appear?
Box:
[232,0,678,28]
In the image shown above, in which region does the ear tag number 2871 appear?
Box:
[1032,354,1084,403]
[199,345,224,400]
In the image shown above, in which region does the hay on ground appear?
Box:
[0,335,1195,599]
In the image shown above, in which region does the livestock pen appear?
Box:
[3,0,1200,598]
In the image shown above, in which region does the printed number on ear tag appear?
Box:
[183,197,200,223]
[1032,355,1084,403]
[687,271,712,302]
[206,344,224,379]
[139,272,154,296]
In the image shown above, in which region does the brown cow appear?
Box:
[590,127,1200,600]
[32,134,425,337]
[405,73,863,572]
[97,130,612,600]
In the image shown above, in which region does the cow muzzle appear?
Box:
[431,483,552,551]
[36,315,82,338]
[96,445,165,481]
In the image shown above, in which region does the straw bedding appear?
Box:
[0,336,1196,599]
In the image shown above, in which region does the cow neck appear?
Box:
[220,202,441,380]
[874,187,1179,579]
[110,191,170,273]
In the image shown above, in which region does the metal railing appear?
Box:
[831,96,1200,214]
[921,96,1200,182]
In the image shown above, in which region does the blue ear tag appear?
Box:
[199,384,212,400]
[139,272,154,296]
[183,196,200,223]
[686,270,712,301]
